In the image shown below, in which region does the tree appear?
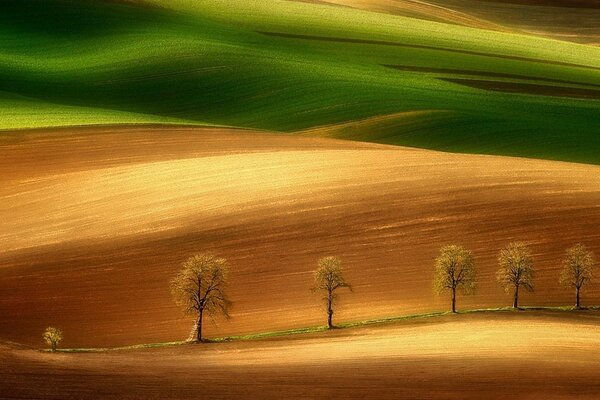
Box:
[313,256,351,329]
[433,245,476,313]
[497,242,535,309]
[170,253,231,342]
[560,244,595,309]
[43,327,62,351]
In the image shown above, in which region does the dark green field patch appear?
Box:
[384,64,600,88]
[258,31,600,72]
[442,78,600,100]
[1,0,600,164]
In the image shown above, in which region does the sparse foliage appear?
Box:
[170,253,231,342]
[43,327,62,351]
[560,244,595,309]
[313,256,352,329]
[433,245,476,313]
[497,242,535,309]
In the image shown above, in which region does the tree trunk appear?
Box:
[187,320,198,342]
[327,296,334,329]
[196,309,204,342]
[51,341,56,352]
[513,284,519,309]
[451,287,456,313]
[576,286,581,309]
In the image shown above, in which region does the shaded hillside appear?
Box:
[1,126,600,347]
[0,0,599,162]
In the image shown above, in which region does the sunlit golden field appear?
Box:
[3,311,600,399]
[2,0,600,398]
[1,126,600,350]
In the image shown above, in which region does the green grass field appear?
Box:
[1,0,599,163]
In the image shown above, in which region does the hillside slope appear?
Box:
[303,0,600,45]
[0,0,599,162]
[2,312,600,399]
[1,126,600,348]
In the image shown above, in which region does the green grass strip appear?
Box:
[50,306,600,353]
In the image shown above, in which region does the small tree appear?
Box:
[433,245,476,313]
[43,327,62,351]
[170,253,231,342]
[497,242,535,309]
[313,256,352,329]
[560,244,595,309]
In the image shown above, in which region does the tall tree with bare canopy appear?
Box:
[433,245,476,313]
[170,253,231,342]
[497,242,535,309]
[560,244,596,309]
[313,256,352,329]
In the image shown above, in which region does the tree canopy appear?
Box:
[497,242,535,308]
[560,243,595,308]
[170,253,231,342]
[313,256,351,329]
[433,245,476,312]
[43,327,62,351]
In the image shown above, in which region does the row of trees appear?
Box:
[169,242,596,342]
[168,254,352,342]
[42,242,596,348]
[434,242,595,313]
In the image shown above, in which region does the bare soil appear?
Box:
[2,312,600,399]
[1,126,600,349]
[290,0,600,45]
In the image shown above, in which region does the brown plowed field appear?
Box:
[2,312,600,399]
[1,126,600,348]
[291,0,600,45]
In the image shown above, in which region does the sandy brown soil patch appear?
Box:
[297,110,444,135]
[289,0,600,45]
[1,126,600,349]
[427,0,600,44]
[2,312,600,399]
[289,0,512,32]
[0,125,375,181]
[473,0,600,8]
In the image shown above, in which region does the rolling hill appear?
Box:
[309,0,600,45]
[1,126,600,348]
[0,0,600,400]
[3,311,600,399]
[0,0,599,163]
[2,2,600,398]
